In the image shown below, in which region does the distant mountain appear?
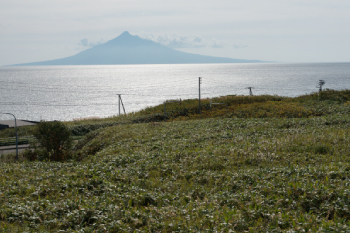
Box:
[12,31,264,66]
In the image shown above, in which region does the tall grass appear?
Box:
[1,89,350,231]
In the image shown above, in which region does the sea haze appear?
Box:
[1,63,349,121]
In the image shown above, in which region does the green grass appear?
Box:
[1,89,350,232]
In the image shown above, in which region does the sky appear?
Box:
[1,0,350,66]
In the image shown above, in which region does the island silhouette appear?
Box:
[12,31,263,65]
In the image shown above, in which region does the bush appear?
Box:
[30,121,72,161]
[69,122,117,136]
[231,101,315,118]
[319,89,350,102]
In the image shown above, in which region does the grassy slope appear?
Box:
[1,90,350,232]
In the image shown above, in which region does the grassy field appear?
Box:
[1,90,350,232]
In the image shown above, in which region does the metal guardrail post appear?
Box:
[1,113,18,160]
[210,100,228,112]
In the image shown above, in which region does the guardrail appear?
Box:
[0,135,82,147]
[0,136,36,147]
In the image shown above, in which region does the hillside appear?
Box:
[1,90,350,231]
[11,31,263,66]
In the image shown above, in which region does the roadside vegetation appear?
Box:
[1,89,350,232]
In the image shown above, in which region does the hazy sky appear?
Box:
[1,0,350,66]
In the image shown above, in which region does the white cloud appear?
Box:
[137,32,249,51]
[78,38,104,48]
[210,40,224,49]
[139,32,204,48]
[79,39,89,47]
[138,32,230,49]
[233,44,248,49]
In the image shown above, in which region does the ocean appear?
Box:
[1,63,350,121]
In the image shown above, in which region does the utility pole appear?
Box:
[317,80,325,92]
[116,94,126,116]
[247,87,254,96]
[199,77,201,114]
[118,95,120,116]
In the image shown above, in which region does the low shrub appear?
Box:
[319,89,350,102]
[69,122,118,136]
[232,101,316,118]
[29,121,72,161]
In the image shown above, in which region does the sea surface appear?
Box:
[1,63,350,121]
